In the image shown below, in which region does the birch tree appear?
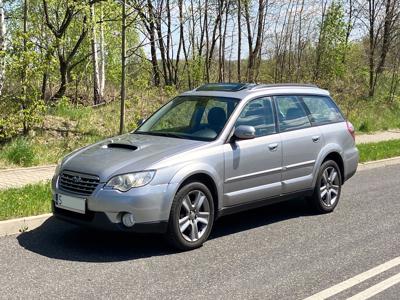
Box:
[90,2,101,104]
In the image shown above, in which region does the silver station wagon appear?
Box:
[52,83,359,250]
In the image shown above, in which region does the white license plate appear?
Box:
[55,194,86,214]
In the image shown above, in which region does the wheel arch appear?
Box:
[313,145,345,187]
[169,163,223,214]
[322,152,345,184]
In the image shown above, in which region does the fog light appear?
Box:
[122,213,135,227]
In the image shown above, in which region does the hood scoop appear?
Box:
[106,143,138,151]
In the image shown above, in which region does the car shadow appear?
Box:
[17,197,313,263]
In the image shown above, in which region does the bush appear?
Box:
[0,115,18,140]
[2,138,36,167]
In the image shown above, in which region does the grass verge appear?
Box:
[0,181,51,221]
[358,139,400,163]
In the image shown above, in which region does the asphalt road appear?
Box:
[0,164,399,299]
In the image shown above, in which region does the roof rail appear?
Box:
[196,83,256,92]
[249,83,318,90]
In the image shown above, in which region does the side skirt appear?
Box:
[216,189,313,219]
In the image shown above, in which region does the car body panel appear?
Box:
[60,133,206,182]
[223,134,282,206]
[280,126,324,193]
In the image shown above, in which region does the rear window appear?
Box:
[302,96,344,125]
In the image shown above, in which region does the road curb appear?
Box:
[358,156,400,171]
[0,213,52,237]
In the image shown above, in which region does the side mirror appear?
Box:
[136,118,145,127]
[233,125,256,140]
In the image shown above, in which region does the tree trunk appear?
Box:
[120,0,126,134]
[237,0,241,82]
[368,0,376,97]
[372,0,396,95]
[147,2,160,86]
[55,60,69,100]
[99,3,105,98]
[218,0,223,82]
[43,1,88,100]
[245,0,267,82]
[90,2,101,105]
[155,2,169,85]
[22,0,29,134]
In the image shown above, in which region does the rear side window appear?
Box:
[275,96,311,132]
[302,96,344,125]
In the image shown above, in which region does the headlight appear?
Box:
[105,171,156,192]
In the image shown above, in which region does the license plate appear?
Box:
[55,194,86,214]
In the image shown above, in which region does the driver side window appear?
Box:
[235,97,276,137]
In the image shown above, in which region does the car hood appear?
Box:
[61,133,206,182]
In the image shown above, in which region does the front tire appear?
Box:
[308,160,342,213]
[166,182,214,250]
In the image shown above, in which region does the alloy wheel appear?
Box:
[320,166,340,207]
[178,190,211,242]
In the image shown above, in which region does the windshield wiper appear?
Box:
[134,131,186,139]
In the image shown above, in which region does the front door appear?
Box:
[223,97,283,206]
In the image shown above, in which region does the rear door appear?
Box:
[275,95,323,194]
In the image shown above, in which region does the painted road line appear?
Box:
[347,272,400,300]
[303,256,400,300]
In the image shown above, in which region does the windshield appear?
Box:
[135,96,240,141]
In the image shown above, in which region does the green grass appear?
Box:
[1,138,37,167]
[345,101,400,133]
[0,182,51,221]
[358,139,400,163]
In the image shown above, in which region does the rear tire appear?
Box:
[308,160,342,213]
[165,182,214,250]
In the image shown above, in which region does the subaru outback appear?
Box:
[52,83,359,250]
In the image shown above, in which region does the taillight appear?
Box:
[346,120,355,141]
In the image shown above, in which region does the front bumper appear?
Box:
[52,202,168,233]
[51,174,178,233]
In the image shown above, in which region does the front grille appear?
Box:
[58,170,100,196]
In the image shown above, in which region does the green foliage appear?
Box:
[1,138,36,167]
[2,9,47,137]
[358,139,400,163]
[315,2,347,85]
[0,114,18,140]
[0,182,51,221]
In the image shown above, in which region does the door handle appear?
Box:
[268,143,278,151]
[312,136,320,143]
